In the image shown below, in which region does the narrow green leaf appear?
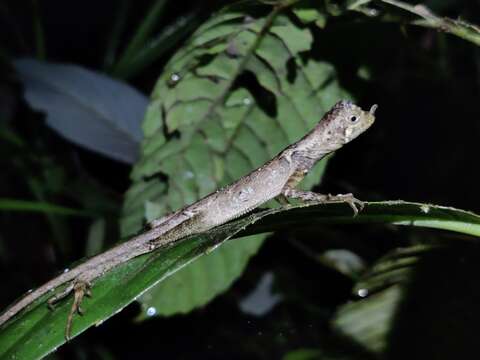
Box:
[1,200,479,359]
[114,0,168,71]
[112,13,200,79]
[0,198,92,217]
[249,201,480,238]
[349,0,480,46]
[103,0,130,69]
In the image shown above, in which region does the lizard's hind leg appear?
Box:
[47,279,92,340]
[65,280,91,339]
[282,187,364,216]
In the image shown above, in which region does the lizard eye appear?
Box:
[349,115,358,123]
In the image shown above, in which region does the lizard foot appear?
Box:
[282,187,364,216]
[47,280,92,340]
[326,193,364,216]
[66,281,91,340]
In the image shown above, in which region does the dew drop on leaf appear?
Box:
[357,288,369,298]
[146,307,157,316]
[167,73,181,87]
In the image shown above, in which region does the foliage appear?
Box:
[2,201,480,359]
[0,0,479,359]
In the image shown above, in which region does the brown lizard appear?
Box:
[0,100,377,339]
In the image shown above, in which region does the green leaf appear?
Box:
[352,245,435,294]
[249,201,480,238]
[111,0,168,75]
[111,13,200,79]
[349,0,480,46]
[283,349,323,360]
[2,201,480,358]
[0,198,92,217]
[330,244,440,354]
[292,0,329,28]
[333,285,402,354]
[102,0,130,69]
[122,3,346,319]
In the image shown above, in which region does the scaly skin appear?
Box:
[0,100,377,339]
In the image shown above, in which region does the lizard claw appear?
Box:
[327,193,364,216]
[344,194,364,217]
[85,287,92,297]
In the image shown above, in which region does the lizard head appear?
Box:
[327,100,377,144]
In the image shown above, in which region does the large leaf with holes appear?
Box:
[2,201,480,359]
[121,2,350,318]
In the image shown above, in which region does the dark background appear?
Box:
[1,0,480,359]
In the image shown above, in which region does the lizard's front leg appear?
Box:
[281,186,364,216]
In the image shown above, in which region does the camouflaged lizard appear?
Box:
[0,100,377,339]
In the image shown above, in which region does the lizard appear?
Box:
[0,100,377,340]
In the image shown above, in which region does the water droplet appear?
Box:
[27,289,33,293]
[167,73,181,87]
[420,205,430,214]
[147,307,157,316]
[243,97,251,105]
[63,268,70,273]
[357,288,369,298]
[368,8,378,16]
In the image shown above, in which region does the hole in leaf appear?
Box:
[235,70,277,118]
[286,58,297,84]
